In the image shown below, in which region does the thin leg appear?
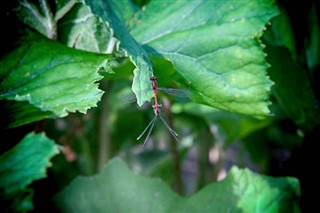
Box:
[159,115,180,142]
[142,117,157,147]
[137,116,157,140]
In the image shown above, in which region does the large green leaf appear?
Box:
[0,32,111,126]
[55,158,300,213]
[128,0,279,117]
[84,0,154,106]
[0,132,60,212]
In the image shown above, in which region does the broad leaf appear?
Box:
[0,32,111,126]
[266,44,320,130]
[55,158,300,212]
[129,1,279,117]
[84,0,154,106]
[0,132,60,212]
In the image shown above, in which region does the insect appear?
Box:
[137,76,182,147]
[120,78,189,104]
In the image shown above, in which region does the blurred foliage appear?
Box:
[55,158,300,213]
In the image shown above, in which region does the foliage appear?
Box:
[1,0,318,212]
[55,158,300,213]
[0,32,110,127]
[0,132,59,212]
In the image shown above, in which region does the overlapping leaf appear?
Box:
[0,32,111,126]
[55,158,300,212]
[129,0,279,116]
[84,0,154,106]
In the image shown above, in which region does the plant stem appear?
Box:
[97,80,111,172]
[209,123,225,181]
[162,97,183,195]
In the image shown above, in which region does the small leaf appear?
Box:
[0,132,60,212]
[130,1,279,117]
[0,32,111,126]
[84,0,154,106]
[55,158,300,212]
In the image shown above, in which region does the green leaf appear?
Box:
[129,1,279,117]
[306,5,320,70]
[190,166,300,212]
[55,158,187,212]
[16,0,57,39]
[55,0,77,22]
[4,101,56,128]
[263,7,296,58]
[58,3,112,53]
[55,158,300,212]
[108,0,139,25]
[266,44,320,130]
[0,32,110,126]
[0,132,60,211]
[84,0,154,106]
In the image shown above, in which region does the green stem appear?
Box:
[97,81,111,172]
[162,97,183,195]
